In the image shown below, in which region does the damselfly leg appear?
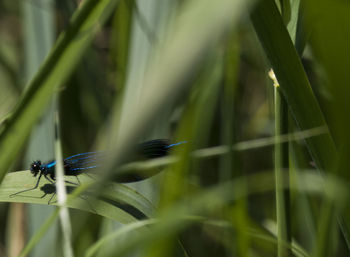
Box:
[10,173,56,197]
[10,173,44,197]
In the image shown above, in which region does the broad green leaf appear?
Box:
[0,171,154,223]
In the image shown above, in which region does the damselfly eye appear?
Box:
[30,161,42,176]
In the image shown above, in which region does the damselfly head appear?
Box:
[30,161,42,176]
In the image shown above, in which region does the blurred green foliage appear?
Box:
[0,0,349,256]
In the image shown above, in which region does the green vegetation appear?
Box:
[0,0,349,256]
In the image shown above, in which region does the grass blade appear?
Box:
[250,0,337,173]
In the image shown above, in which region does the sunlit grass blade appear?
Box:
[54,113,73,257]
[274,84,291,257]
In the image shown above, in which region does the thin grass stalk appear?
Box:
[112,126,328,178]
[220,32,249,256]
[289,141,316,251]
[274,77,291,257]
[312,200,338,257]
[54,111,74,257]
[111,0,133,93]
[6,203,26,257]
[220,56,237,256]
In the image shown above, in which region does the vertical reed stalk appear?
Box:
[274,75,291,257]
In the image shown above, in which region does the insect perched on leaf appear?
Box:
[10,140,187,200]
